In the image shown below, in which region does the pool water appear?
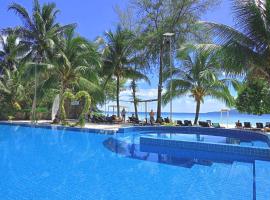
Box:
[0,124,269,200]
[117,131,270,148]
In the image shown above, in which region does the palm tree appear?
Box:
[0,30,28,72]
[129,54,150,119]
[0,68,27,117]
[43,27,101,120]
[163,47,234,124]
[102,26,148,117]
[201,0,270,81]
[8,0,75,121]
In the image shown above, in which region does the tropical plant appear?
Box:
[8,0,75,121]
[0,68,27,118]
[60,90,91,127]
[0,30,28,72]
[163,47,234,124]
[102,25,148,117]
[201,0,270,80]
[45,27,101,119]
[236,78,270,115]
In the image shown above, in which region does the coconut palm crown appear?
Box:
[163,47,234,124]
[102,25,149,117]
[8,0,75,121]
[201,0,270,80]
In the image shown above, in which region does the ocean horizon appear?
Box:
[106,110,270,126]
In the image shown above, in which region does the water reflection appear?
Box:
[103,137,219,168]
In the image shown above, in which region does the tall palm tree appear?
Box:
[8,0,75,121]
[201,0,270,81]
[163,47,234,124]
[102,26,148,117]
[129,53,150,119]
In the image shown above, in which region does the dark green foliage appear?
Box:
[236,79,270,115]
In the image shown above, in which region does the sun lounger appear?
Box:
[212,123,224,128]
[256,123,264,129]
[199,121,210,127]
[183,120,192,126]
[176,120,183,126]
[164,117,170,123]
[244,122,252,129]
[235,122,243,128]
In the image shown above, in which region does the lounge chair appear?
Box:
[235,122,243,128]
[164,117,170,123]
[256,123,264,129]
[183,120,192,126]
[111,115,122,124]
[212,123,224,128]
[176,120,183,126]
[199,121,210,127]
[244,122,252,129]
[129,116,141,124]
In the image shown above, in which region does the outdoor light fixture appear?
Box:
[163,33,175,122]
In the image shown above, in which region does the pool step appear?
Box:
[255,160,270,200]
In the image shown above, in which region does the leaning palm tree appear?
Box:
[201,0,270,80]
[8,0,75,121]
[163,47,234,124]
[102,26,148,117]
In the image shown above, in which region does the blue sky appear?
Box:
[0,0,236,113]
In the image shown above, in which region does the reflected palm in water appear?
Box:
[103,137,216,168]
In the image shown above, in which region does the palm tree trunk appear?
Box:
[31,64,37,122]
[157,44,164,119]
[194,100,201,125]
[116,75,120,117]
[131,79,138,119]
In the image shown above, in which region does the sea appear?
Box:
[106,110,270,126]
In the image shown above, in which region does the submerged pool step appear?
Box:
[255,160,270,200]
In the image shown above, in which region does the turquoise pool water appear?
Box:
[0,124,269,200]
[116,131,270,148]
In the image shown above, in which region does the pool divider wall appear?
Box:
[118,126,270,144]
[140,137,270,161]
[118,126,270,161]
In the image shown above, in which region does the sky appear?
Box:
[0,0,236,113]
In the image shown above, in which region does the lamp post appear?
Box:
[163,32,174,122]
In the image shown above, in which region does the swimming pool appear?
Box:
[0,123,270,200]
[117,131,270,148]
